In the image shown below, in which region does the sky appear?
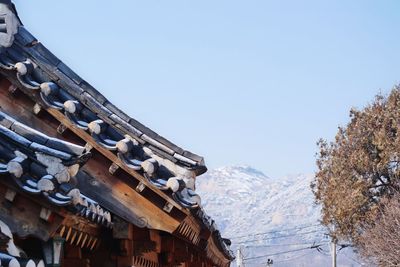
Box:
[13,0,400,178]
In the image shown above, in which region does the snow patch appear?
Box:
[197,166,362,266]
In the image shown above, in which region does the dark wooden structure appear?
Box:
[0,2,234,267]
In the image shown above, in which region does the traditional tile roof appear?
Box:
[0,2,207,211]
[0,2,234,263]
[0,252,45,267]
[196,208,235,260]
[0,219,45,267]
[0,110,112,228]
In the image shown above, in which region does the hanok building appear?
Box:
[0,1,234,267]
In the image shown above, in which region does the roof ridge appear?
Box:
[13,25,207,174]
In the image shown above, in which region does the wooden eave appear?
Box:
[0,111,113,246]
[0,82,182,233]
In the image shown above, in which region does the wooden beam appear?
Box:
[77,156,180,233]
[149,230,161,254]
[47,108,187,215]
[0,181,63,241]
[0,85,184,233]
[113,217,133,240]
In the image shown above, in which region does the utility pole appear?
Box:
[237,247,245,267]
[331,237,337,267]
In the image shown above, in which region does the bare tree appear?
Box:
[358,194,400,266]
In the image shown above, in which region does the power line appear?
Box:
[236,230,326,244]
[316,246,331,257]
[244,243,325,261]
[338,244,353,251]
[245,241,330,249]
[230,224,322,239]
[245,247,311,261]
[273,250,319,264]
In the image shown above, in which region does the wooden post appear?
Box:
[112,217,134,267]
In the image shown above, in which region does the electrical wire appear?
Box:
[236,230,326,244]
[316,247,331,257]
[244,247,314,261]
[245,241,329,249]
[243,244,325,261]
[230,224,322,239]
[272,250,318,264]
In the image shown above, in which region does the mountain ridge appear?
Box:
[197,165,361,267]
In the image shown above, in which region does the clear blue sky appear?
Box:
[13,0,400,178]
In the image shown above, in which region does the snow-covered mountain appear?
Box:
[197,166,362,267]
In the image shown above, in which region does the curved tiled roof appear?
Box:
[0,252,45,267]
[0,3,208,210]
[0,2,234,263]
[0,110,112,228]
[11,30,206,173]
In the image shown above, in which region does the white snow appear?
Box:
[197,166,364,267]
